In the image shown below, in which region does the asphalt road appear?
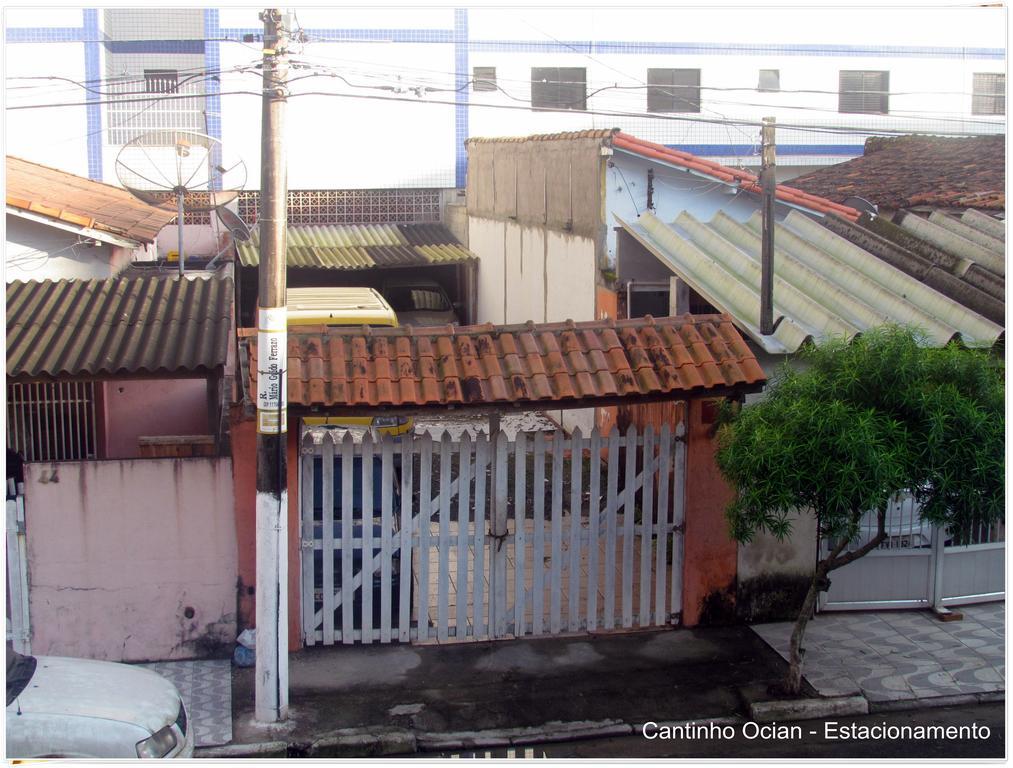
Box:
[426,702,1005,759]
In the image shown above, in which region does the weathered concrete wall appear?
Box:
[5,215,135,282]
[466,136,604,243]
[102,378,210,459]
[469,217,596,326]
[230,417,302,649]
[25,457,237,661]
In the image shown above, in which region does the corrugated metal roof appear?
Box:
[241,315,766,411]
[820,213,1005,326]
[617,209,1003,354]
[6,156,176,244]
[7,275,233,378]
[236,223,477,269]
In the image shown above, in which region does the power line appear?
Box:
[6,77,1003,139]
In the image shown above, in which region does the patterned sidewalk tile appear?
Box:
[140,660,232,747]
[751,602,1005,703]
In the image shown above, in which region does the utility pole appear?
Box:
[759,116,776,336]
[255,7,289,724]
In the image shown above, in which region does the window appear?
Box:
[143,69,179,94]
[972,73,1005,115]
[7,381,100,462]
[839,70,889,114]
[647,68,701,113]
[531,67,586,110]
[473,66,497,92]
[758,69,780,92]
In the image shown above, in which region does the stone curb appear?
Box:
[194,740,289,759]
[416,719,631,752]
[749,694,869,722]
[868,690,1004,714]
[307,726,416,758]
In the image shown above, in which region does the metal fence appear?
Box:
[7,381,98,462]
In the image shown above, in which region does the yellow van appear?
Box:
[288,287,412,436]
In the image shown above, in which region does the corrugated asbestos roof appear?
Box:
[6,156,177,244]
[236,223,477,269]
[617,209,1003,355]
[7,275,234,378]
[820,212,1005,325]
[788,135,1005,212]
[241,315,766,410]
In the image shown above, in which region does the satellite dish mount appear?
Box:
[115,130,247,276]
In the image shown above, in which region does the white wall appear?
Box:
[5,216,134,282]
[470,216,596,325]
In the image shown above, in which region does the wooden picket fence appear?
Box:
[300,423,686,646]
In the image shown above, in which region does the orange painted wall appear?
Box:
[680,398,738,627]
[230,413,301,649]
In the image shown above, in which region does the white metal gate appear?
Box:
[820,493,1005,611]
[6,479,31,653]
[300,423,686,645]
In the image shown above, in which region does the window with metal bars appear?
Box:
[144,69,179,94]
[531,67,587,110]
[7,381,100,462]
[972,73,1005,115]
[647,68,701,113]
[838,70,889,114]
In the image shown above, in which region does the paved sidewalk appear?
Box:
[140,659,233,747]
[752,602,1004,703]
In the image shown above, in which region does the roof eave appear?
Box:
[7,206,146,249]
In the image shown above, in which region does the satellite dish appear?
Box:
[115,130,247,275]
[216,206,252,242]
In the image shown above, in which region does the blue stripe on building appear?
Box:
[204,9,224,191]
[454,9,469,188]
[83,10,102,180]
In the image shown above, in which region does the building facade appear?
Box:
[6,6,1005,198]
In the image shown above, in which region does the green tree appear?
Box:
[716,326,1004,694]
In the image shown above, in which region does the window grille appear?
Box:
[531,67,587,110]
[972,73,1005,115]
[839,70,889,114]
[473,66,497,92]
[647,68,701,113]
[237,189,442,225]
[144,69,179,94]
[7,381,99,462]
[758,69,780,93]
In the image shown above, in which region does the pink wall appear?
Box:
[24,457,237,662]
[103,379,209,459]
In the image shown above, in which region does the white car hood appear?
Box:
[12,656,180,734]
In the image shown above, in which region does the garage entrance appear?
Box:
[300,422,686,645]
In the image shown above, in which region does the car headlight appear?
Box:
[135,724,178,758]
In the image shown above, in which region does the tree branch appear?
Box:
[827,504,887,572]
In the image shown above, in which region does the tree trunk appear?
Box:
[785,561,829,694]
[784,506,888,695]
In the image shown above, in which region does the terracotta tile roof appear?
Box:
[241,315,765,411]
[788,135,1005,212]
[611,133,861,221]
[236,223,477,269]
[7,275,233,379]
[6,156,177,243]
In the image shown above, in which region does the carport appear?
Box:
[229,313,765,648]
[234,223,478,327]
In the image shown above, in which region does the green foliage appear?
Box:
[716,326,1004,544]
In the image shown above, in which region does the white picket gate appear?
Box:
[300,423,686,646]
